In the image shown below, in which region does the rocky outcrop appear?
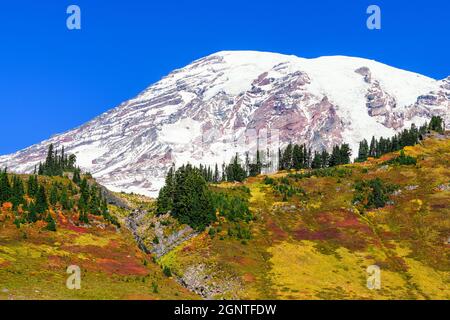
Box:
[124,211,198,258]
[151,215,198,258]
[125,209,152,254]
[179,264,241,300]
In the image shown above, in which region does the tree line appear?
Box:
[355,116,445,162]
[37,144,78,176]
[156,163,254,232]
[279,142,352,170]
[0,145,118,231]
[186,150,262,185]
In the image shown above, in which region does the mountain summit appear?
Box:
[1,51,448,196]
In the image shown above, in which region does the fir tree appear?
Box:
[156,166,175,215]
[27,175,39,197]
[369,136,376,158]
[429,116,445,133]
[27,202,38,223]
[320,150,329,168]
[339,144,351,165]
[226,154,247,182]
[281,143,293,170]
[328,145,341,167]
[0,168,12,205]
[213,164,220,183]
[35,184,48,215]
[45,213,57,232]
[60,187,71,210]
[292,144,303,170]
[356,139,369,162]
[11,176,25,209]
[171,165,215,231]
[49,183,59,206]
[72,167,81,185]
[311,152,322,169]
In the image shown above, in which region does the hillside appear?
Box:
[0,173,196,300]
[141,134,449,299]
[1,134,449,300]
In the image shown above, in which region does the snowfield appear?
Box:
[0,51,448,197]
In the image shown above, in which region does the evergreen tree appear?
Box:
[328,145,341,167]
[35,184,48,215]
[244,152,250,175]
[311,152,322,169]
[72,167,81,185]
[292,144,303,170]
[213,164,220,183]
[221,163,226,182]
[88,184,102,216]
[78,178,90,220]
[45,213,57,232]
[11,176,25,209]
[339,144,351,165]
[27,202,38,223]
[429,116,445,133]
[0,168,12,205]
[68,154,77,169]
[356,139,369,162]
[320,150,329,168]
[39,144,78,176]
[27,175,39,197]
[277,148,282,170]
[369,136,376,158]
[281,143,293,170]
[256,148,262,174]
[60,187,71,210]
[226,154,247,182]
[248,149,263,177]
[156,166,175,215]
[49,183,59,206]
[171,165,215,231]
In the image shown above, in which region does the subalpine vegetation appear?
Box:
[383,150,417,166]
[156,116,446,233]
[0,145,118,231]
[156,164,252,232]
[37,143,79,176]
[192,152,261,184]
[352,178,399,213]
[156,164,216,231]
[279,142,352,170]
[355,116,445,162]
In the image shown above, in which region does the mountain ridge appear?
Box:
[1,51,448,196]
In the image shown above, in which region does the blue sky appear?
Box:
[0,0,448,154]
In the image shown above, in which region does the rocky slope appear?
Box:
[0,51,448,196]
[156,134,450,299]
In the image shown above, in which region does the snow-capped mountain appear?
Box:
[1,51,448,196]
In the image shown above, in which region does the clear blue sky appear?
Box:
[0,0,448,155]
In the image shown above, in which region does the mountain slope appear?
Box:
[154,134,450,299]
[1,51,448,196]
[0,175,197,300]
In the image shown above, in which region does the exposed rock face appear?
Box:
[151,216,197,258]
[0,51,448,196]
[180,264,241,300]
[355,66,372,83]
